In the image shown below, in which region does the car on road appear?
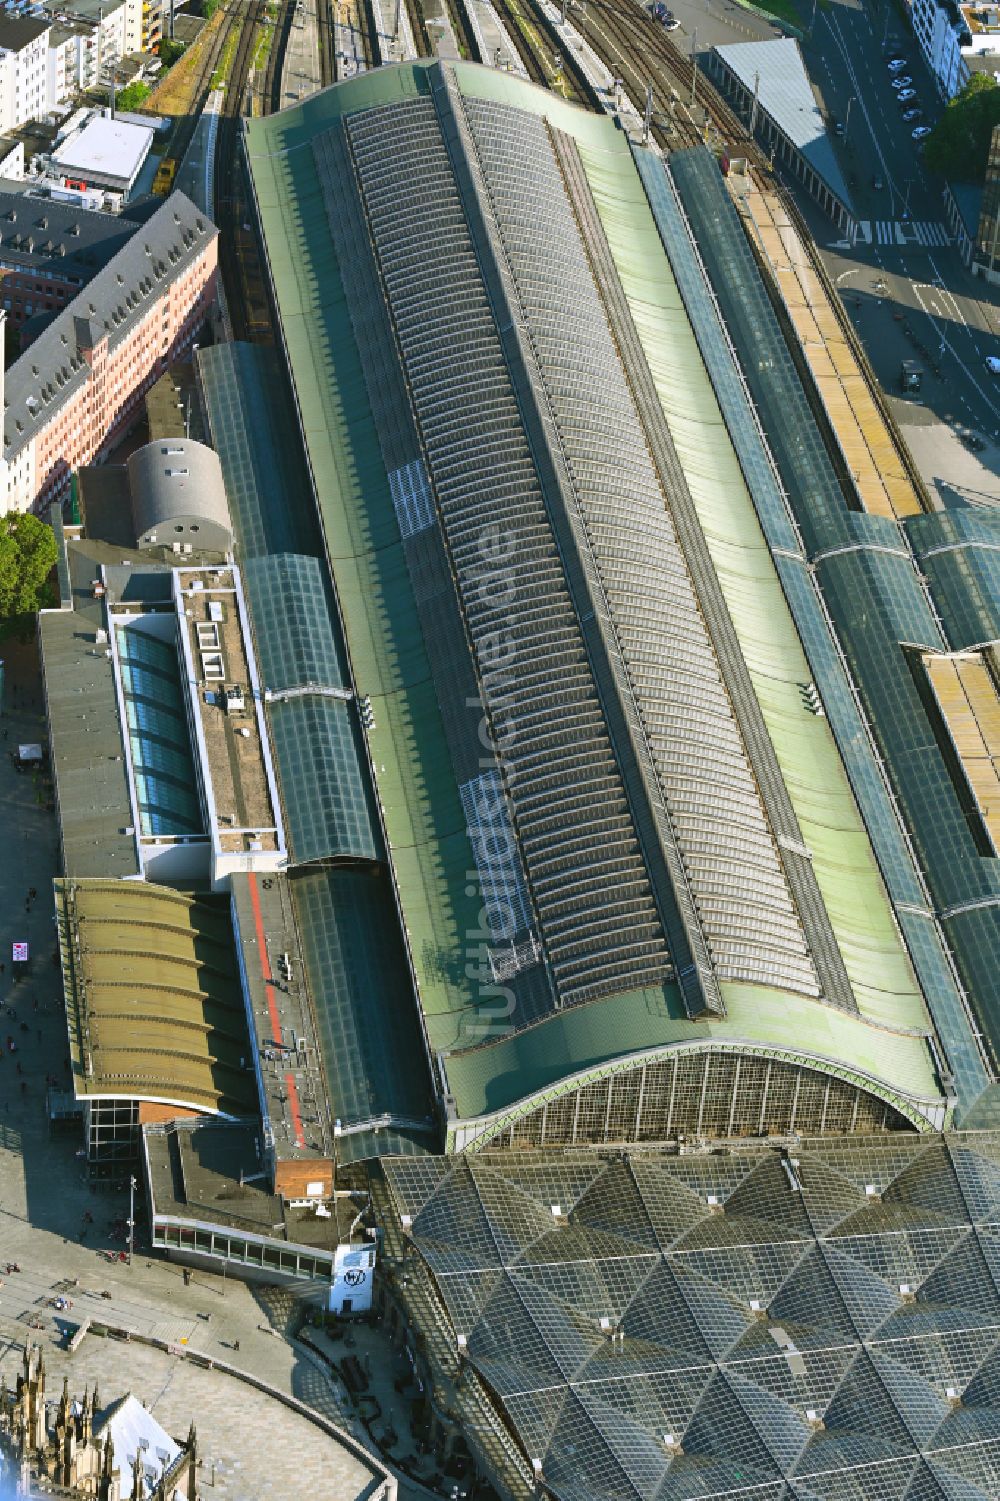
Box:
[901,107,923,122]
[888,57,908,71]
[833,119,845,136]
[912,125,932,140]
[662,12,680,26]
[891,76,913,89]
[986,356,1000,375]
[897,88,917,102]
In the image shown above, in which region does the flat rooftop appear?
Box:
[41,539,139,880]
[231,871,334,1163]
[174,567,282,859]
[52,116,153,186]
[143,1119,360,1250]
[962,2,1000,31]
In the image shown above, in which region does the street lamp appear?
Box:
[845,95,854,140]
[128,1175,136,1266]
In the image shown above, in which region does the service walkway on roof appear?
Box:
[924,651,1000,854]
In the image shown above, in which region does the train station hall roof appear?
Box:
[380,1132,1000,1501]
[243,61,959,1142]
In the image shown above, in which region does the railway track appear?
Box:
[162,3,245,167]
[263,0,297,111]
[495,0,588,101]
[403,0,433,54]
[565,0,751,153]
[215,0,269,341]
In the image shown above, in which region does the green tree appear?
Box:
[0,513,57,623]
[115,81,152,111]
[158,37,186,67]
[923,73,1000,181]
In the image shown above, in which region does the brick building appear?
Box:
[0,190,159,335]
[0,188,217,513]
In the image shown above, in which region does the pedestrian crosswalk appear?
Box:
[854,220,952,248]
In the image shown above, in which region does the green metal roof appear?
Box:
[441,979,941,1123]
[245,65,947,1130]
[247,74,497,1051]
[583,137,927,1036]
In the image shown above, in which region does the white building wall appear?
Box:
[8,29,50,128]
[0,52,14,134]
[46,36,71,111]
[328,1242,376,1316]
[911,0,1000,96]
[123,0,143,54]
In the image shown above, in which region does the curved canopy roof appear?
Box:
[127,437,232,548]
[243,62,961,1132]
[56,877,257,1117]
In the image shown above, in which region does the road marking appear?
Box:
[912,277,1000,426]
[871,219,951,247]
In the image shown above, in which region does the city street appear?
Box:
[799,0,1000,500]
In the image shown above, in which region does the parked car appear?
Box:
[833,119,845,136]
[897,88,917,102]
[891,75,913,89]
[901,108,923,122]
[912,124,932,140]
[986,356,1000,375]
[662,12,680,26]
[888,57,908,71]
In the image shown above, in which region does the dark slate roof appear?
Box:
[0,15,49,50]
[2,190,217,457]
[0,191,142,280]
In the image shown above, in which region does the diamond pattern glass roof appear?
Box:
[382,1134,1000,1501]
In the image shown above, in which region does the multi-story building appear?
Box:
[46,22,92,111]
[0,16,50,133]
[0,189,157,333]
[141,0,162,53]
[40,0,127,93]
[911,0,1000,96]
[0,189,216,513]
